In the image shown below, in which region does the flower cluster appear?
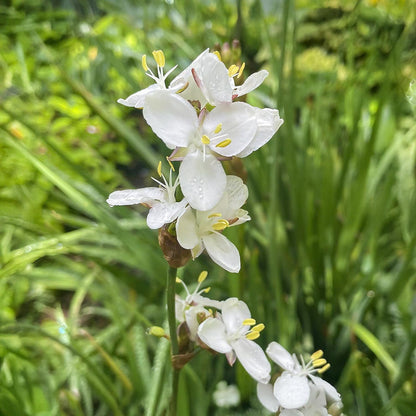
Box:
[107,49,283,273]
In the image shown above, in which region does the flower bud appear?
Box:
[158,225,192,268]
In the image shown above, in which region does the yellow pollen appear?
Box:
[148,326,166,337]
[213,51,222,61]
[201,135,210,144]
[152,50,165,67]
[204,287,211,293]
[228,64,239,77]
[318,363,331,374]
[141,55,149,72]
[310,350,324,361]
[237,62,246,79]
[246,331,260,340]
[157,161,162,177]
[166,156,175,171]
[252,323,265,332]
[212,219,229,231]
[216,139,231,148]
[243,318,256,326]
[313,358,327,368]
[176,82,189,94]
[175,277,182,283]
[214,123,222,134]
[208,213,222,218]
[198,270,208,283]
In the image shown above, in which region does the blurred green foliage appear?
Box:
[1,0,416,415]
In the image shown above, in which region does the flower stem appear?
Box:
[167,265,180,415]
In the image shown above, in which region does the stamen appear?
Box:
[212,219,229,231]
[317,363,331,374]
[141,55,149,72]
[166,156,175,172]
[213,51,222,61]
[246,331,260,340]
[176,277,183,283]
[228,64,239,77]
[176,81,189,94]
[252,323,265,332]
[152,50,165,67]
[237,62,245,79]
[204,287,211,293]
[312,358,327,368]
[201,135,210,144]
[198,270,208,283]
[214,123,222,134]
[216,139,231,148]
[310,350,324,360]
[157,161,162,177]
[208,213,222,218]
[243,318,256,326]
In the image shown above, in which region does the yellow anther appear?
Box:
[176,82,189,94]
[317,363,331,374]
[212,219,229,231]
[152,50,165,67]
[214,123,222,134]
[208,213,222,218]
[176,277,182,283]
[215,139,232,148]
[228,64,239,77]
[198,270,208,283]
[141,54,149,72]
[148,326,166,337]
[243,318,256,326]
[313,358,327,368]
[213,51,222,61]
[166,156,175,171]
[157,161,162,177]
[246,331,260,340]
[252,323,265,332]
[204,287,211,293]
[201,135,210,144]
[310,350,324,361]
[237,62,246,79]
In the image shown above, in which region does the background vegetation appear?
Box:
[1,0,415,415]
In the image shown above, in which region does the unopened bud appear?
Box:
[158,225,192,268]
[148,326,166,337]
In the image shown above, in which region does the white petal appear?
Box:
[266,342,296,371]
[185,305,209,341]
[273,373,310,409]
[146,199,188,229]
[191,293,223,310]
[234,70,268,97]
[221,297,251,334]
[237,108,284,158]
[204,102,257,157]
[309,375,341,403]
[198,53,233,105]
[106,187,164,206]
[257,383,280,413]
[212,175,248,219]
[280,410,303,416]
[202,232,240,273]
[231,338,271,383]
[117,84,160,108]
[176,206,200,249]
[179,150,226,211]
[197,317,232,353]
[143,90,198,149]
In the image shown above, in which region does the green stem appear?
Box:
[166,265,180,416]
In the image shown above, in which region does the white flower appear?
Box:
[176,175,250,273]
[197,297,271,384]
[175,271,223,341]
[265,342,341,410]
[143,90,283,210]
[106,165,187,229]
[213,381,241,408]
[171,50,269,106]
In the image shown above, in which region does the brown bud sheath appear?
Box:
[158,225,192,268]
